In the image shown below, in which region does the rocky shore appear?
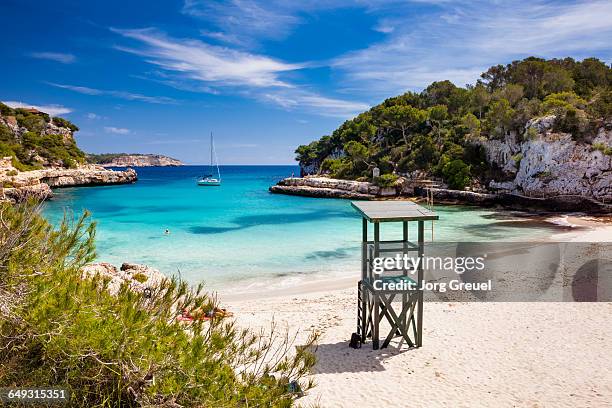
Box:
[270,177,387,199]
[275,118,612,213]
[1,159,137,202]
[270,175,612,213]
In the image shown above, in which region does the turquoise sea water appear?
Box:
[42,166,556,291]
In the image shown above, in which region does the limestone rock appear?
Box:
[483,122,612,203]
[270,176,380,199]
[0,162,137,202]
[82,262,167,296]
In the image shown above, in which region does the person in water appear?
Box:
[164,229,170,235]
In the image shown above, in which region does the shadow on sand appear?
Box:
[312,339,417,374]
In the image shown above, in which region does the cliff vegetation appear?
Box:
[0,102,84,170]
[296,57,612,191]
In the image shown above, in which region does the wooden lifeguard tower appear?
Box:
[352,201,438,350]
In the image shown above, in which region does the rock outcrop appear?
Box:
[1,160,137,202]
[270,177,388,199]
[91,154,183,167]
[482,119,612,203]
[82,262,167,296]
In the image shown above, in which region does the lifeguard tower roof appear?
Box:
[351,201,438,223]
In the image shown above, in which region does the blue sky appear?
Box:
[1,0,611,164]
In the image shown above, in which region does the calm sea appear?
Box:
[42,166,556,291]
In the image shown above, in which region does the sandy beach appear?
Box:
[225,219,612,407]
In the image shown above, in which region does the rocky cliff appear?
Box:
[484,117,612,203]
[89,153,183,167]
[0,103,138,202]
[1,158,137,202]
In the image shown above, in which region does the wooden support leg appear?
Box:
[417,220,424,347]
[373,295,380,350]
[402,221,408,330]
[360,218,368,342]
[373,222,380,350]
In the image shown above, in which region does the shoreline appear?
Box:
[218,213,612,302]
[270,176,612,214]
[224,216,612,407]
[1,164,137,202]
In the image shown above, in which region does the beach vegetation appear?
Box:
[296,57,611,190]
[132,272,148,283]
[0,201,318,407]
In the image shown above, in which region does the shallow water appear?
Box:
[42,166,556,290]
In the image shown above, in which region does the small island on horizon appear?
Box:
[87,153,183,167]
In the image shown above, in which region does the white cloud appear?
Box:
[87,112,100,119]
[104,126,130,135]
[333,0,612,96]
[112,28,304,88]
[47,82,178,104]
[183,0,300,45]
[182,0,405,45]
[260,90,369,118]
[111,27,368,118]
[28,51,76,64]
[3,101,72,116]
[373,20,395,34]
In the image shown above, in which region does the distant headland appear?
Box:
[87,153,183,167]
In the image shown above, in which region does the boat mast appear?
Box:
[210,132,221,181]
[210,132,213,170]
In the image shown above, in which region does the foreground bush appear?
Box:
[0,202,317,407]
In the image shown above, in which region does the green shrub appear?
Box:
[512,153,523,166]
[442,159,471,190]
[0,202,318,407]
[6,170,18,176]
[525,127,539,140]
[11,156,41,171]
[554,108,589,140]
[592,142,612,155]
[373,173,398,188]
[132,272,148,283]
[52,117,79,132]
[542,91,587,112]
[16,113,47,133]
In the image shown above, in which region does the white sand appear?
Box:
[224,220,612,407]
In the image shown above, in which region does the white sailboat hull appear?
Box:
[197,177,221,186]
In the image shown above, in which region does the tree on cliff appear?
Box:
[295,57,612,189]
[0,103,84,170]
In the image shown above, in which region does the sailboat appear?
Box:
[197,132,221,186]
